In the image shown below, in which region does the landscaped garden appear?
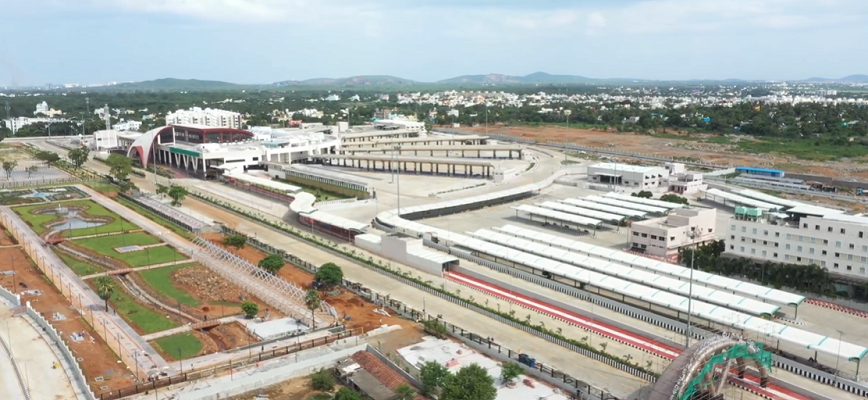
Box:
[14,198,137,237]
[152,332,204,361]
[138,264,201,307]
[92,276,180,334]
[71,232,187,268]
[57,252,103,276]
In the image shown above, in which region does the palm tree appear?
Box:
[94,276,115,312]
[304,290,322,330]
[393,383,416,400]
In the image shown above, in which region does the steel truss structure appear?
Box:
[191,236,336,327]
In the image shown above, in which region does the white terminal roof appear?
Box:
[735,189,803,208]
[537,201,626,223]
[373,179,863,360]
[704,188,782,210]
[823,213,868,225]
[494,224,806,307]
[560,198,647,218]
[511,204,602,227]
[584,195,668,214]
[603,192,687,210]
[289,191,368,232]
[468,228,780,317]
[227,173,302,194]
[590,163,664,174]
[432,228,864,361]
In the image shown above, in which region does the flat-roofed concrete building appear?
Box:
[630,207,717,261]
[588,162,670,189]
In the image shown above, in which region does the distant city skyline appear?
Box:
[2,0,868,86]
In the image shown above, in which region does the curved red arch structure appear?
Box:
[126,125,255,168]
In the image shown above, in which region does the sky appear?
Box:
[1,0,867,86]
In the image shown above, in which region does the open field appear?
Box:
[14,198,139,236]
[0,246,135,393]
[152,332,204,361]
[465,125,868,180]
[72,232,187,267]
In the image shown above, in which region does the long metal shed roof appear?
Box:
[469,228,780,317]
[494,224,806,307]
[603,192,687,209]
[560,198,647,218]
[734,189,801,208]
[537,201,626,223]
[704,188,782,210]
[584,195,669,214]
[436,228,866,361]
[511,204,602,227]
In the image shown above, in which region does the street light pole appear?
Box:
[835,330,844,382]
[685,227,701,347]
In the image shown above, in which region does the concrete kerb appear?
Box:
[0,292,32,400]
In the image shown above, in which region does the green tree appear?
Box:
[315,262,344,288]
[94,276,115,312]
[332,387,363,400]
[25,165,38,178]
[632,190,653,199]
[258,254,284,274]
[2,160,17,179]
[156,184,169,198]
[167,185,188,206]
[304,289,322,329]
[241,301,258,318]
[660,193,689,205]
[424,119,433,134]
[223,235,247,251]
[35,151,60,168]
[441,363,496,400]
[394,383,417,400]
[499,362,523,385]
[310,368,335,391]
[422,318,447,337]
[420,361,450,397]
[67,146,90,169]
[106,153,132,182]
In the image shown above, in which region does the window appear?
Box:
[850,243,855,249]
[633,232,639,236]
[797,257,802,262]
[835,252,840,258]
[775,232,780,237]
[834,263,839,268]
[847,265,852,271]
[786,234,793,240]
[741,237,746,242]
[753,228,758,234]
[848,254,853,261]
[730,245,735,250]
[764,230,769,236]
[809,248,815,254]
[740,246,745,252]
[810,237,816,243]
[751,248,756,254]
[670,236,675,241]
[861,267,866,274]
[773,252,778,258]
[841,228,846,234]
[752,239,757,244]
[821,261,826,267]
[797,246,802,252]
[659,236,665,242]
[836,241,842,248]
[822,250,827,255]
[828,227,833,232]
[763,241,768,245]
[708,228,713,233]
[815,225,820,230]
[741,227,746,233]
[650,235,657,240]
[823,239,829,244]
[863,245,867,252]
[785,244,791,250]
[731,224,736,231]
[862,257,867,263]
[730,235,735,240]
[860,231,864,239]
[762,250,767,256]
[784,255,791,261]
[641,233,647,237]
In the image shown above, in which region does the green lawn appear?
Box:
[14,199,139,236]
[116,198,194,240]
[138,264,200,307]
[152,332,203,360]
[73,232,187,267]
[57,252,103,276]
[100,277,178,334]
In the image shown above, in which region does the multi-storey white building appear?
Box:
[726,207,868,280]
[165,107,242,129]
[3,117,70,135]
[113,120,142,132]
[33,101,63,117]
[630,207,717,261]
[664,162,706,194]
[587,163,669,189]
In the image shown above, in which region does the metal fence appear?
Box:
[120,192,213,233]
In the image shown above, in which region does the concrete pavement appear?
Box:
[140,316,237,341]
[80,259,193,280]
[0,306,77,400]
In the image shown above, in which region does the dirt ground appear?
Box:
[169,264,281,319]
[0,224,18,245]
[467,125,868,180]
[0,247,135,393]
[225,375,330,400]
[199,231,418,334]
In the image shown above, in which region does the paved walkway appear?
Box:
[68,229,145,240]
[141,316,237,341]
[80,259,192,279]
[0,207,170,377]
[0,306,77,400]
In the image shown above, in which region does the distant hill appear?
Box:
[274,75,418,87]
[103,78,245,91]
[434,72,653,85]
[803,75,868,83]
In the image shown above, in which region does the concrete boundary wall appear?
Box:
[0,284,21,306]
[24,301,96,400]
[0,287,31,400]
